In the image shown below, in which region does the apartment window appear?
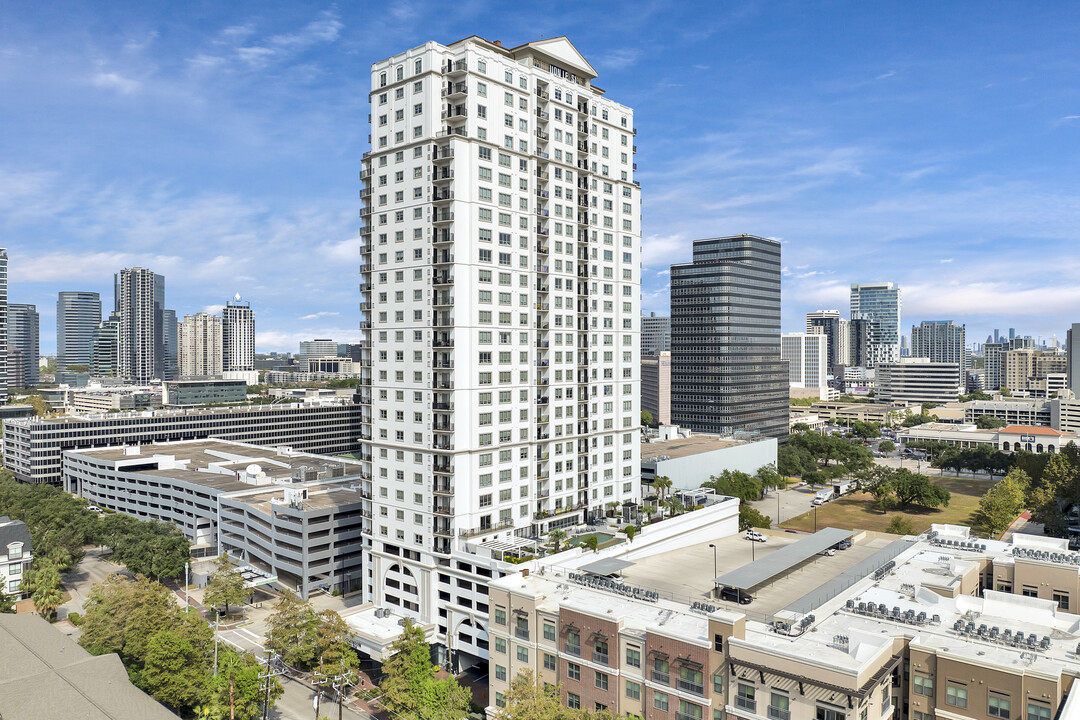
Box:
[626,647,641,668]
[567,663,580,681]
[494,637,506,653]
[1022,585,1039,598]
[913,675,933,696]
[494,608,506,626]
[1053,590,1070,610]
[678,666,704,696]
[595,671,608,691]
[768,694,790,720]
[816,707,845,720]
[567,694,580,710]
[989,696,1011,719]
[735,685,756,713]
[626,681,641,701]
[1029,703,1052,720]
[543,653,557,671]
[654,692,669,712]
[713,634,723,652]
[495,665,506,681]
[543,622,556,641]
[946,684,968,709]
[516,646,528,662]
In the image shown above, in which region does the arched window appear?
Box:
[1026,443,1033,452]
[1002,441,1010,452]
[1049,445,1056,454]
[1037,444,1044,453]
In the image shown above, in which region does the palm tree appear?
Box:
[582,535,600,553]
[653,476,673,506]
[548,528,568,553]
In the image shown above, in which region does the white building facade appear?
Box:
[222,295,255,373]
[359,36,641,665]
[781,332,828,398]
[179,312,223,378]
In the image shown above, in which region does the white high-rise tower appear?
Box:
[222,294,255,372]
[359,36,640,666]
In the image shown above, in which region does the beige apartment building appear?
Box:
[1003,349,1068,395]
[642,352,672,426]
[487,518,1080,720]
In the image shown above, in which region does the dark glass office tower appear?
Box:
[670,235,788,440]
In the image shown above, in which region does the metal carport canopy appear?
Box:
[713,527,853,590]
[578,557,635,576]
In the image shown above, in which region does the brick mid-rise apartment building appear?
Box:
[487,506,1080,720]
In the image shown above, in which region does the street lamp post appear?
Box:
[708,544,717,598]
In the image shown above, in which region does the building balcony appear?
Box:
[459,520,514,539]
[535,226,549,236]
[433,504,454,516]
[676,713,703,720]
[535,208,548,217]
[432,438,452,450]
[535,129,549,141]
[433,479,453,494]
[535,264,549,274]
[432,401,454,411]
[432,169,455,184]
[432,359,454,369]
[433,232,454,244]
[537,396,549,405]
[432,146,454,162]
[431,379,454,389]
[535,150,549,160]
[432,338,454,348]
[536,244,549,254]
[515,627,530,641]
[445,59,467,75]
[433,524,454,538]
[535,88,549,100]
[433,252,454,265]
[432,190,454,203]
[537,414,549,423]
[432,296,454,308]
[677,680,704,696]
[442,82,468,99]
[536,378,548,387]
[592,651,608,665]
[435,127,468,140]
[535,303,549,311]
[768,708,791,720]
[433,272,454,285]
[432,421,454,433]
[441,107,468,122]
[536,282,549,292]
[564,643,581,657]
[535,109,549,121]
[651,670,670,685]
[433,211,454,224]
[733,697,755,713]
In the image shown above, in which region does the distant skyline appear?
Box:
[3,2,1079,353]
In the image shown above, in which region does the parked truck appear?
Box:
[812,488,834,506]
[832,479,854,497]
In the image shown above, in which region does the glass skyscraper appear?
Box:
[849,282,901,368]
[670,235,788,439]
[56,291,102,370]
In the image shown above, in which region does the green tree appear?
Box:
[380,619,470,720]
[79,574,185,662]
[547,528,568,553]
[21,394,51,416]
[886,515,915,535]
[581,535,600,553]
[974,414,1008,430]
[142,628,210,713]
[623,525,637,543]
[849,421,881,439]
[738,505,771,531]
[22,559,63,620]
[265,589,320,669]
[977,469,1029,536]
[652,476,672,505]
[902,412,938,427]
[704,470,762,503]
[777,444,815,477]
[640,410,653,427]
[879,440,896,453]
[791,422,811,433]
[500,669,577,720]
[204,648,283,720]
[313,610,360,703]
[891,469,950,509]
[0,591,16,614]
[204,553,248,619]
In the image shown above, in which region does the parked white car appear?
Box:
[746,530,767,542]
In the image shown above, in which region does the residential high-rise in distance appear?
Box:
[911,320,967,388]
[0,249,7,403]
[781,332,828,399]
[670,235,787,439]
[1068,323,1080,392]
[222,295,255,372]
[115,267,165,383]
[805,309,841,373]
[162,309,178,381]
[179,313,223,378]
[641,351,671,425]
[56,291,102,370]
[641,312,670,355]
[849,282,901,367]
[89,311,121,377]
[7,304,39,389]
[359,36,640,664]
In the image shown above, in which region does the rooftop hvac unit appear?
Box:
[932,614,941,624]
[846,599,855,609]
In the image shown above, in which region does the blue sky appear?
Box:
[2,1,1079,354]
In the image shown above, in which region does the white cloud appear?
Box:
[299,311,340,320]
[203,304,225,314]
[91,72,140,94]
[939,258,953,263]
[640,233,690,270]
[876,70,896,80]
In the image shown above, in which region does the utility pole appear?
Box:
[214,616,220,676]
[184,561,190,613]
[260,637,284,720]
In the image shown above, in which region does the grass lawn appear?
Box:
[780,476,996,535]
[566,532,622,549]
